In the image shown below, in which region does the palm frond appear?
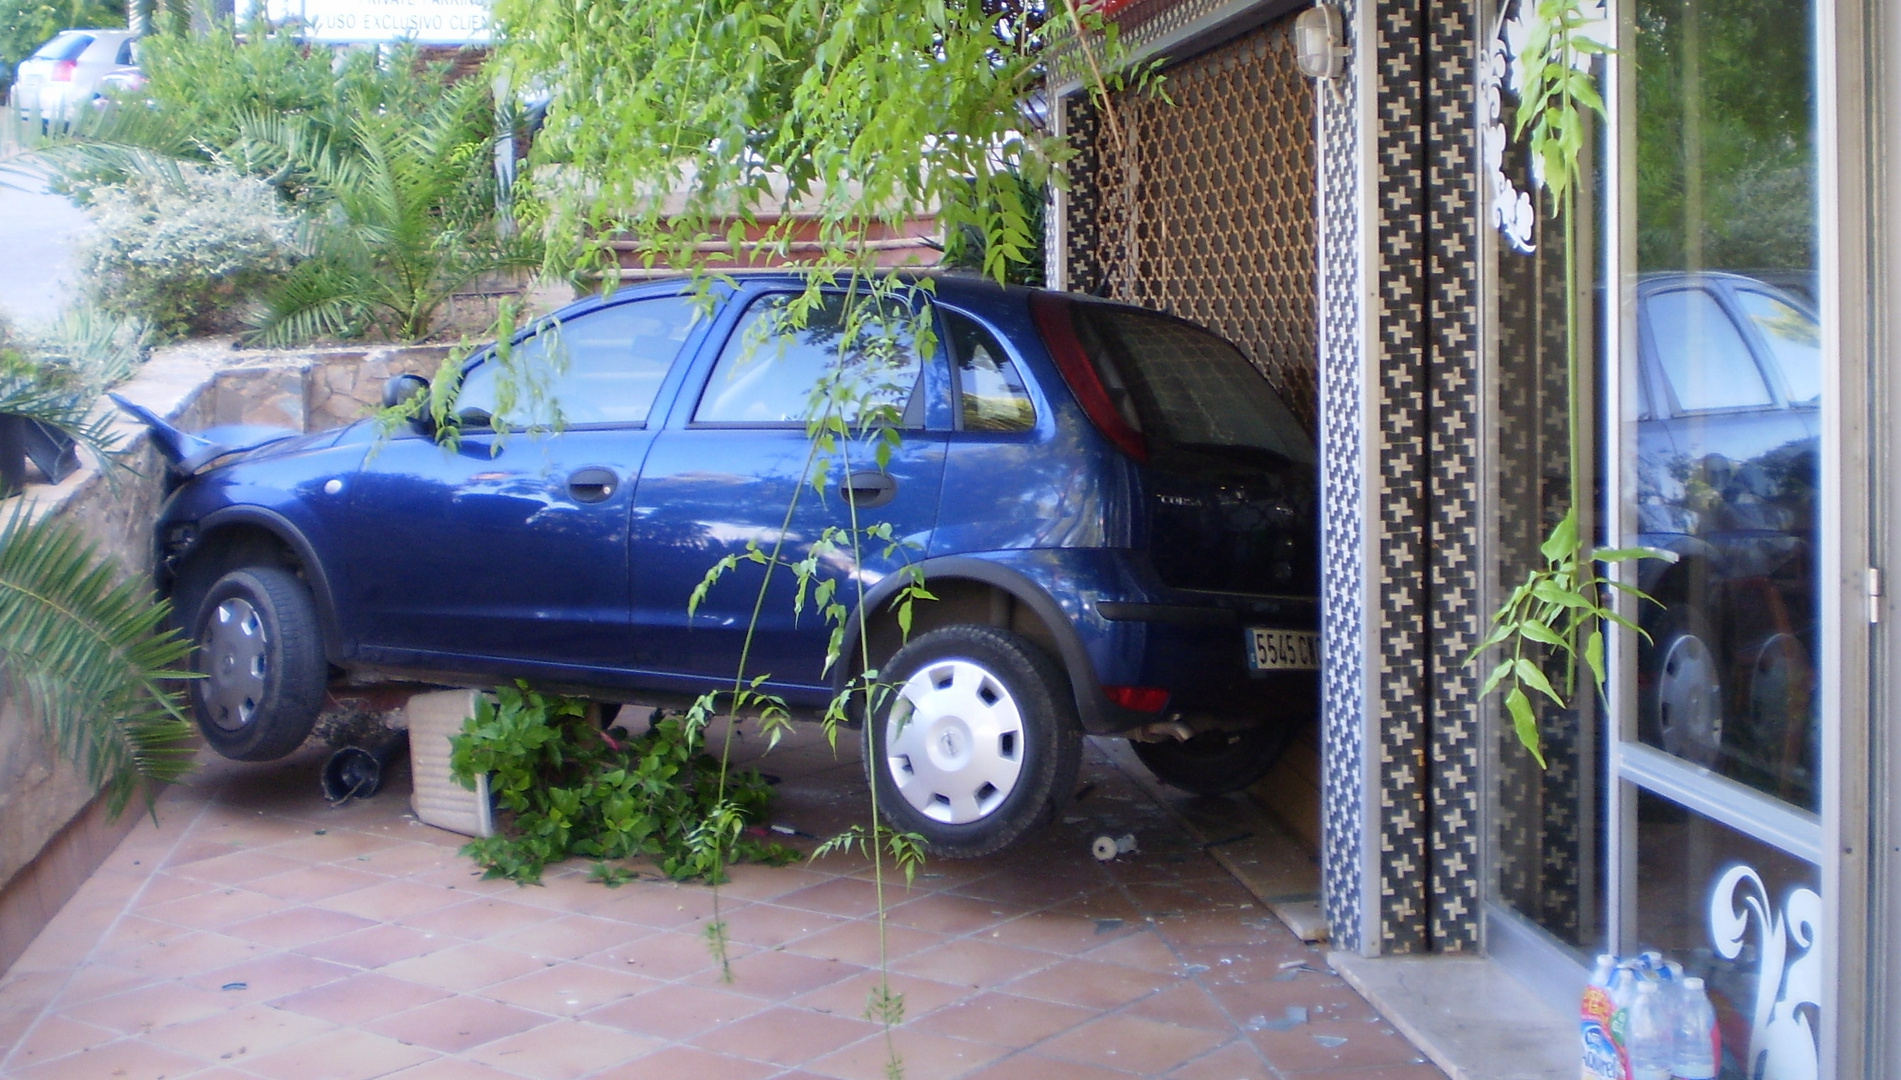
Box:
[0,507,197,817]
[251,256,373,346]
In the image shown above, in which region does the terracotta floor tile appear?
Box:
[489,913,650,960]
[0,970,68,1012]
[716,902,850,948]
[987,906,1142,956]
[363,993,552,1053]
[1156,907,1291,950]
[1040,1013,1227,1075]
[962,1051,1136,1080]
[808,1028,1009,1080]
[774,877,889,918]
[93,915,181,954]
[11,1036,207,1080]
[142,1001,336,1060]
[240,1026,435,1080]
[262,829,406,864]
[1165,1038,1276,1080]
[582,928,745,982]
[247,865,390,903]
[890,938,1055,990]
[109,931,263,985]
[911,991,1095,1047]
[464,1018,663,1079]
[492,872,619,915]
[1001,959,1181,1011]
[295,923,458,970]
[689,946,863,1000]
[709,862,832,902]
[884,894,1024,936]
[2,1014,121,1069]
[129,872,217,910]
[691,1005,880,1066]
[380,942,552,992]
[223,906,381,950]
[170,850,310,887]
[187,952,357,999]
[382,1057,524,1080]
[588,1044,777,1080]
[1170,942,1321,987]
[270,972,451,1026]
[1077,929,1184,974]
[62,980,240,1035]
[314,880,462,923]
[793,969,973,1022]
[47,964,156,1010]
[399,898,556,941]
[779,919,944,967]
[1204,975,1373,1024]
[584,883,725,929]
[339,841,463,878]
[481,962,657,1016]
[139,886,286,931]
[1246,1019,1430,1074]
[583,982,765,1040]
[1124,980,1238,1032]
[1278,1064,1449,1080]
[946,869,1103,909]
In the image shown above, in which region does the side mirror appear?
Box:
[382,374,434,434]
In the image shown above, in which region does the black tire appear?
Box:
[1637,604,1724,769]
[864,625,1081,858]
[189,566,328,762]
[1131,723,1296,795]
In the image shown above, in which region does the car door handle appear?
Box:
[567,466,620,503]
[842,470,897,509]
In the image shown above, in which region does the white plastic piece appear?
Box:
[1091,835,1117,861]
[1116,833,1138,855]
[406,689,493,838]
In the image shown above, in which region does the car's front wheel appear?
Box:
[190,566,328,762]
[865,626,1080,858]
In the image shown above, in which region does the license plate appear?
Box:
[1246,628,1320,671]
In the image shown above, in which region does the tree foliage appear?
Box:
[491,0,1069,286]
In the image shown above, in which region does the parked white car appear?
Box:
[11,29,137,129]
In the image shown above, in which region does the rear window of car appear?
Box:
[32,33,92,61]
[1068,303,1314,465]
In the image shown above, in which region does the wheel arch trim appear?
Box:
[189,506,347,664]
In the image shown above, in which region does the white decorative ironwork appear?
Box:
[1479,0,1609,254]
[1710,864,1823,1080]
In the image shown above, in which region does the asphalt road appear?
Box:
[0,154,89,329]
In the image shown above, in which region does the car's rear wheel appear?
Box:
[865,625,1080,858]
[1132,723,1296,795]
[190,566,327,762]
[1639,604,1725,768]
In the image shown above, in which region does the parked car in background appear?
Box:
[11,29,136,130]
[118,274,1321,857]
[1632,271,1821,804]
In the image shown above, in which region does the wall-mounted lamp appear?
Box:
[1294,4,1348,80]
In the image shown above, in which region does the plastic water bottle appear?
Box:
[1627,981,1673,1080]
[1579,954,1625,1079]
[1669,977,1720,1080]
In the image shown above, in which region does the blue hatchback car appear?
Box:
[134,274,1320,856]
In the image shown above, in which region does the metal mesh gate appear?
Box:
[1064,16,1319,427]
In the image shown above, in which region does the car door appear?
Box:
[628,288,951,697]
[345,294,704,675]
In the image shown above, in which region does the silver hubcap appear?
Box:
[885,659,1025,824]
[1657,632,1722,766]
[202,598,268,731]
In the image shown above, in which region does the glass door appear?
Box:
[1605,0,1837,1075]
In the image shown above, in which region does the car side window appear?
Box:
[455,295,700,429]
[1734,288,1821,406]
[1646,288,1773,412]
[114,39,134,65]
[946,310,1035,432]
[695,293,925,427]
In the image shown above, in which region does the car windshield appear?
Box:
[1068,303,1314,465]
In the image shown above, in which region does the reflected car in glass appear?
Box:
[1632,271,1820,806]
[127,275,1321,856]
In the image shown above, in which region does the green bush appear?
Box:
[450,682,794,885]
[76,163,297,337]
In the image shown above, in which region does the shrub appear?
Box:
[77,164,297,337]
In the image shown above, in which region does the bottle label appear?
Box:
[1580,986,1625,1080]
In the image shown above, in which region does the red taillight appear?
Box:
[1103,685,1170,713]
[51,59,76,81]
[1031,293,1147,462]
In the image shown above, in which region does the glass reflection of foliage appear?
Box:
[1634,0,1816,275]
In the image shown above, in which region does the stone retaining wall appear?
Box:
[0,340,449,973]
